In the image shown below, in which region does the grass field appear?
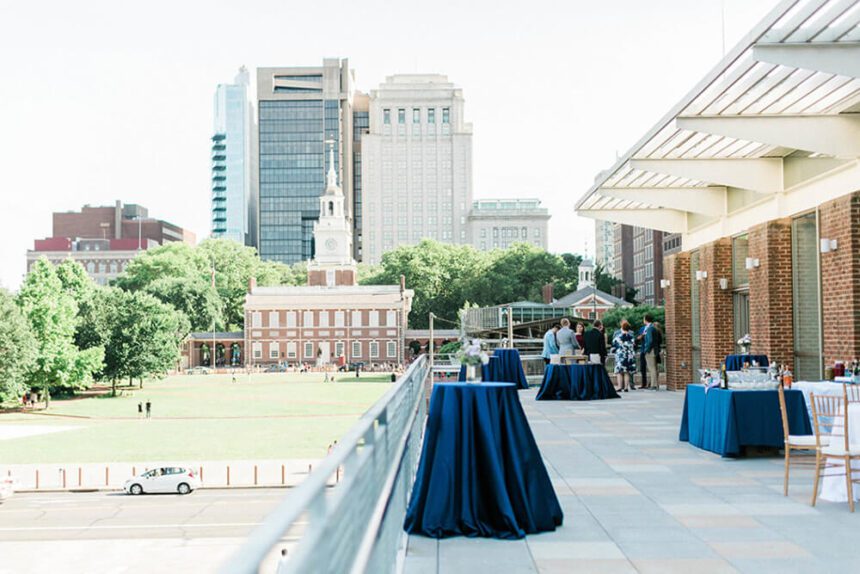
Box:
[0,372,392,463]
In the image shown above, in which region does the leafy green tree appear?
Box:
[362,240,487,329]
[601,304,665,337]
[17,258,104,405]
[85,288,184,394]
[114,242,206,291]
[143,276,221,333]
[558,253,583,296]
[0,289,36,404]
[473,243,571,305]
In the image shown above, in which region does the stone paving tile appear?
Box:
[632,558,739,574]
[709,540,810,559]
[527,540,625,560]
[535,558,636,573]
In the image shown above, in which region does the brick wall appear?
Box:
[820,191,860,365]
[699,238,734,369]
[663,252,692,390]
[748,218,794,369]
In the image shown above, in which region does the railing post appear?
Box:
[254,465,258,486]
[78,467,82,487]
[35,470,39,490]
[507,306,514,347]
[62,468,66,489]
[105,467,109,486]
[227,465,230,486]
[281,464,285,485]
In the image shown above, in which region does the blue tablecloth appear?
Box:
[725,354,769,371]
[404,382,563,539]
[535,364,620,401]
[679,384,811,457]
[491,348,529,389]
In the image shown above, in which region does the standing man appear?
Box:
[541,323,561,364]
[557,318,578,356]
[137,402,143,418]
[642,314,660,391]
[636,323,648,389]
[145,400,152,419]
[584,320,608,365]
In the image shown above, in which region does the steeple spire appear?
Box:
[325,138,339,193]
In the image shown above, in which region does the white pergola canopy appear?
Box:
[576,0,860,250]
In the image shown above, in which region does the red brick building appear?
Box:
[576,2,860,390]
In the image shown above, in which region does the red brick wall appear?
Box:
[748,219,794,369]
[307,268,357,286]
[699,238,734,369]
[820,191,860,365]
[663,252,692,390]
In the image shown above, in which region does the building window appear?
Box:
[480,228,487,238]
[351,310,362,326]
[252,342,262,359]
[286,311,297,327]
[386,310,397,326]
[304,342,314,358]
[303,311,314,327]
[397,108,406,124]
[268,311,279,328]
[319,311,330,328]
[109,261,117,274]
[369,311,379,327]
[352,340,361,358]
[335,341,345,358]
[387,341,397,358]
[334,311,345,327]
[287,342,297,359]
[269,343,279,359]
[86,262,95,273]
[413,108,420,124]
[428,108,436,123]
[442,108,450,124]
[383,109,390,124]
[252,312,262,328]
[370,341,379,358]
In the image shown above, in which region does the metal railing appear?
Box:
[220,355,430,574]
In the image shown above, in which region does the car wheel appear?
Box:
[130,484,143,495]
[177,483,191,495]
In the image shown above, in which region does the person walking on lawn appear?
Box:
[145,400,152,419]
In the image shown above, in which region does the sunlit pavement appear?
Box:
[404,388,860,574]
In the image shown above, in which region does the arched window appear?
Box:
[328,201,334,216]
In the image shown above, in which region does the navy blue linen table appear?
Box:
[535,364,620,401]
[404,382,563,539]
[678,384,811,457]
[490,348,529,389]
[725,354,769,371]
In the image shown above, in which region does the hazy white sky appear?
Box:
[0,0,777,289]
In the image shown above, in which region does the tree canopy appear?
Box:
[601,304,666,336]
[0,289,35,404]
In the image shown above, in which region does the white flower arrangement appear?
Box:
[456,339,490,367]
[737,334,752,346]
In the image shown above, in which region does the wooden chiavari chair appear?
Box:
[810,389,860,511]
[778,384,818,496]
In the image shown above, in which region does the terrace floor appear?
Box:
[403,387,860,574]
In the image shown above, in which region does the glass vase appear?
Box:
[465,364,482,383]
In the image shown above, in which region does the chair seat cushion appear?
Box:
[788,435,825,447]
[822,444,860,456]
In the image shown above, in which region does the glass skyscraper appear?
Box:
[212,67,255,246]
[257,59,356,264]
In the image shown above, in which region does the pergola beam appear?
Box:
[753,42,860,79]
[630,158,784,193]
[579,208,687,233]
[598,187,727,216]
[677,115,860,158]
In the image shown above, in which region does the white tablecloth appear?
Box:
[820,403,860,502]
[792,381,846,424]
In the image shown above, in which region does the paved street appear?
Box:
[404,388,860,574]
[0,488,296,573]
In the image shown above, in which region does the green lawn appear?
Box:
[0,372,392,463]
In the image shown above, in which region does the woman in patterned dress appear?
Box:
[612,320,636,392]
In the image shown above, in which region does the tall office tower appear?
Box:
[594,220,615,275]
[352,91,370,261]
[256,59,355,264]
[212,66,257,246]
[612,223,634,300]
[361,74,473,264]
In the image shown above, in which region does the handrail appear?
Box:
[220,355,429,574]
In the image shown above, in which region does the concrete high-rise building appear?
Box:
[352,92,370,261]
[256,59,356,264]
[361,74,473,264]
[594,220,615,275]
[212,66,257,246]
[468,198,549,252]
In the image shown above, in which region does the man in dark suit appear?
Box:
[583,320,608,365]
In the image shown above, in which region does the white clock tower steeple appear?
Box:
[307,140,357,287]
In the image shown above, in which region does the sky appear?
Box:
[0,0,778,289]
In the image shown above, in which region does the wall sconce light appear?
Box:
[820,238,838,253]
[719,278,729,290]
[695,270,708,281]
[660,279,671,289]
[744,257,760,270]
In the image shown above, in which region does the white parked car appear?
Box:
[124,467,201,495]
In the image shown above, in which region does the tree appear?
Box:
[601,304,666,337]
[473,244,571,305]
[143,276,221,333]
[0,289,35,404]
[17,258,104,405]
[86,288,184,395]
[558,253,583,296]
[362,240,487,329]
